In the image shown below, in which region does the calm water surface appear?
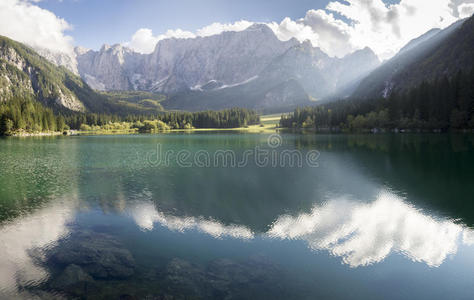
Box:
[0,133,473,299]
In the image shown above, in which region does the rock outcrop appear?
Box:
[0,37,85,112]
[48,231,135,279]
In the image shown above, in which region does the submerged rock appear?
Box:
[49,231,135,279]
[206,256,282,298]
[159,256,282,299]
[163,258,208,297]
[18,290,67,300]
[50,264,95,295]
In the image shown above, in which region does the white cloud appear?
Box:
[270,0,468,59]
[125,21,254,54]
[196,20,254,37]
[325,0,460,58]
[267,17,319,47]
[268,190,474,268]
[458,3,474,17]
[125,0,473,58]
[268,10,355,57]
[125,28,196,54]
[0,0,74,54]
[2,0,473,59]
[125,28,160,54]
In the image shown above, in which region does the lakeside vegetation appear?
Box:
[280,68,474,131]
[0,102,260,135]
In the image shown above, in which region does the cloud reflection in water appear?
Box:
[268,191,469,267]
[0,200,74,296]
[131,190,474,268]
[130,202,254,239]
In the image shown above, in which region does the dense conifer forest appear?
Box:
[280,68,474,131]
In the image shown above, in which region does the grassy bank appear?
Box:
[2,115,281,137]
[74,114,280,135]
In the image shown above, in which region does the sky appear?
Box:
[1,0,474,59]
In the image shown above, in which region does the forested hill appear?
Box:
[0,35,162,115]
[1,35,91,111]
[280,67,474,131]
[353,15,474,99]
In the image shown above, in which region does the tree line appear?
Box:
[0,99,260,135]
[0,97,67,135]
[280,68,474,131]
[62,108,259,131]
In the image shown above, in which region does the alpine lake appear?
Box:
[1,132,474,299]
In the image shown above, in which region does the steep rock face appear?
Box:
[76,44,144,91]
[0,38,84,111]
[35,47,79,75]
[141,24,299,93]
[72,24,299,93]
[0,56,35,100]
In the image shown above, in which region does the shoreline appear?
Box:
[10,131,65,137]
[3,124,279,137]
[5,127,474,137]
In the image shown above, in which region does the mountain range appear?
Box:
[1,15,474,114]
[37,24,381,112]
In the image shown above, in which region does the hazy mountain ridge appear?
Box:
[353,17,470,99]
[263,42,380,99]
[160,31,380,111]
[397,28,442,55]
[161,40,380,112]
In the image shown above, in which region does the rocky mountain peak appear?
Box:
[343,47,379,63]
[244,23,273,33]
[100,44,111,52]
[74,46,91,56]
[301,39,313,49]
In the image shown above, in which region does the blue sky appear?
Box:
[37,0,332,50]
[1,0,472,59]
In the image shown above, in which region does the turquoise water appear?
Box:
[0,133,474,299]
